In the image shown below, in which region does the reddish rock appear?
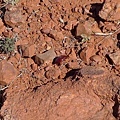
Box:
[0,18,5,34]
[34,48,56,65]
[91,22,102,33]
[0,60,18,84]
[49,30,57,39]
[69,48,77,60]
[13,27,20,33]
[45,66,61,79]
[27,58,34,66]
[75,22,88,37]
[99,2,120,21]
[31,63,38,71]
[113,3,120,20]
[18,44,36,58]
[49,30,64,40]
[109,51,120,65]
[4,6,26,28]
[80,45,95,63]
[99,2,112,20]
[67,60,79,69]
[102,22,117,32]
[90,55,102,63]
[41,27,51,34]
[64,21,73,30]
[99,38,115,49]
[64,20,78,31]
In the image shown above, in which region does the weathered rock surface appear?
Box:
[0,0,120,120]
[0,18,5,34]
[0,60,18,84]
[4,6,26,28]
[75,22,88,37]
[18,44,36,58]
[1,78,117,120]
[109,51,120,65]
[80,45,95,63]
[99,2,120,21]
[33,48,56,65]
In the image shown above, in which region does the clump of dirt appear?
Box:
[0,0,120,120]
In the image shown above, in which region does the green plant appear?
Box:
[0,37,15,54]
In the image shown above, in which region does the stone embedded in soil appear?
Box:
[0,18,5,34]
[108,51,120,65]
[0,60,18,84]
[45,66,61,79]
[4,6,26,28]
[75,22,88,37]
[41,27,51,34]
[18,44,36,58]
[99,38,115,48]
[80,45,95,63]
[99,2,120,21]
[33,48,56,65]
[13,27,20,33]
[90,55,102,63]
[67,60,79,69]
[49,30,64,40]
[31,63,38,71]
[64,20,78,31]
[80,66,105,77]
[69,48,77,60]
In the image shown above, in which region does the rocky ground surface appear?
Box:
[0,0,120,120]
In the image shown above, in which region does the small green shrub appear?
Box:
[0,37,15,54]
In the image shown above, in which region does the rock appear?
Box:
[69,48,77,60]
[99,2,112,20]
[102,22,116,32]
[91,21,102,33]
[80,45,95,63]
[49,30,64,40]
[0,18,5,34]
[67,60,79,69]
[64,20,78,31]
[18,44,36,58]
[100,38,115,48]
[75,22,88,37]
[90,55,102,63]
[108,51,120,65]
[45,66,61,79]
[33,48,56,65]
[99,2,120,21]
[27,58,34,66]
[0,60,18,84]
[49,30,56,39]
[64,21,73,30]
[4,6,26,28]
[48,81,102,120]
[13,27,20,33]
[41,27,51,34]
[80,66,105,78]
[31,63,38,71]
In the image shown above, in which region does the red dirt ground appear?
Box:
[0,0,120,120]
